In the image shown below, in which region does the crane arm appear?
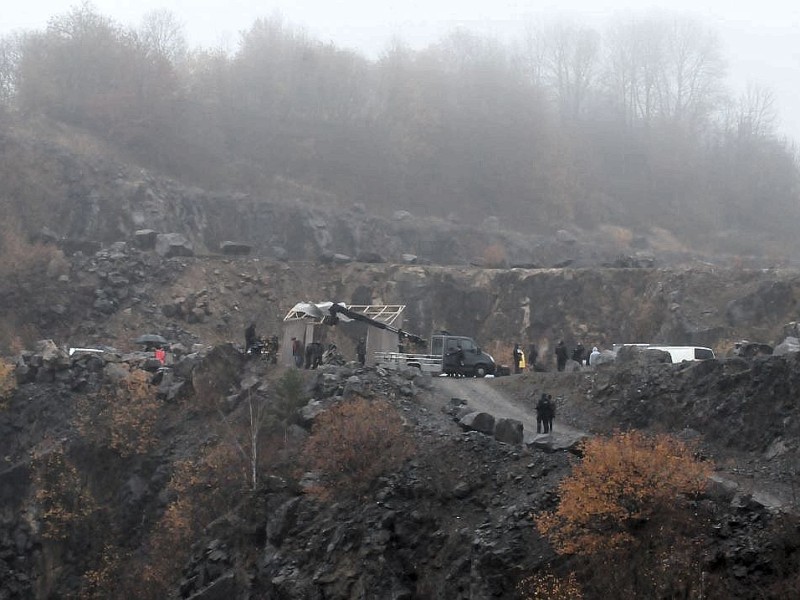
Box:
[325,303,426,347]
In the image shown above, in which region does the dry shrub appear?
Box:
[300,396,415,499]
[31,446,95,541]
[0,221,67,350]
[0,358,15,409]
[536,431,712,598]
[598,224,633,249]
[0,222,63,280]
[482,243,508,268]
[537,431,710,554]
[137,443,244,600]
[517,571,583,600]
[79,545,131,600]
[75,368,161,457]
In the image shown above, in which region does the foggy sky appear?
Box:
[4,1,800,142]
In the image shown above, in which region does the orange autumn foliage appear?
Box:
[301,396,415,499]
[536,431,711,556]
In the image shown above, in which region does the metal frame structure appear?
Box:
[282,302,406,325]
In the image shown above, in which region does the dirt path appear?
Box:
[432,376,586,445]
[431,375,798,513]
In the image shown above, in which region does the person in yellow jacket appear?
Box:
[513,343,524,374]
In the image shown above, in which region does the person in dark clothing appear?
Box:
[535,393,555,433]
[292,337,304,368]
[535,393,553,433]
[304,343,315,369]
[527,343,538,370]
[572,342,585,367]
[445,344,465,377]
[244,323,256,353]
[555,340,569,372]
[513,343,523,374]
[356,338,367,366]
[311,342,324,369]
[544,394,555,432]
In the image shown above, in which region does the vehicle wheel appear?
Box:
[474,364,487,378]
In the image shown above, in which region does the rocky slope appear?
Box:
[1,216,800,599]
[2,339,799,599]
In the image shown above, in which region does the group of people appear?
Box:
[513,343,540,374]
[535,393,555,433]
[244,323,279,363]
[557,340,602,370]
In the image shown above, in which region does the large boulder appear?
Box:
[459,412,496,435]
[133,229,158,249]
[494,418,524,445]
[155,233,194,258]
[219,241,252,256]
[58,238,101,256]
[774,337,800,356]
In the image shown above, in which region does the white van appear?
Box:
[645,346,715,363]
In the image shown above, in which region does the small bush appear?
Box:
[136,443,244,600]
[300,396,415,499]
[273,367,308,421]
[535,431,712,598]
[31,446,95,541]
[0,358,15,409]
[75,368,161,457]
[536,431,711,555]
[517,571,583,600]
[482,243,508,268]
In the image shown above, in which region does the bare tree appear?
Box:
[604,14,724,129]
[0,33,21,106]
[657,16,725,127]
[736,83,778,139]
[543,20,600,121]
[137,9,187,64]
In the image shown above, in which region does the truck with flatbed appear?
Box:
[375,332,496,377]
[301,302,496,377]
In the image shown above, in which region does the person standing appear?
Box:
[304,342,314,369]
[527,343,538,370]
[544,394,555,433]
[291,337,304,368]
[356,338,367,366]
[572,342,585,367]
[244,322,256,353]
[536,393,554,433]
[513,343,524,374]
[589,346,601,367]
[555,340,569,372]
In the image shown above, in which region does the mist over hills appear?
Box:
[0,4,798,259]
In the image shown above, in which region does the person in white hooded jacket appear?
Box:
[588,346,601,366]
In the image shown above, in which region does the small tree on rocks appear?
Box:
[300,396,415,499]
